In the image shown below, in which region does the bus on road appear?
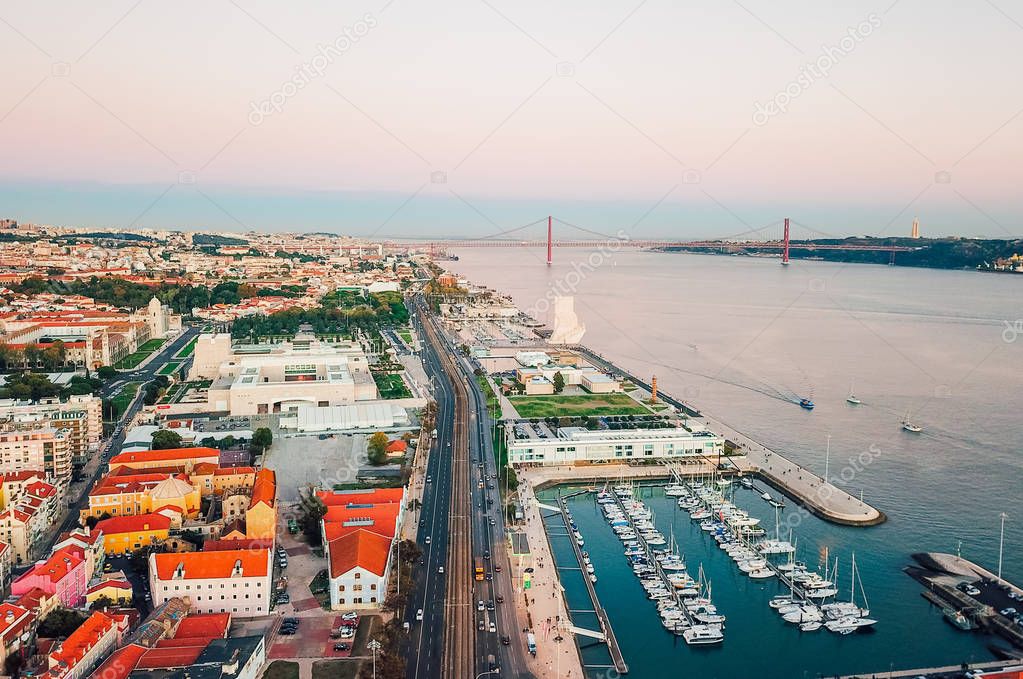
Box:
[474,557,485,581]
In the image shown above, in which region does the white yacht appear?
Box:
[683,625,724,645]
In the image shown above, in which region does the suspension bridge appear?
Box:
[387,216,917,265]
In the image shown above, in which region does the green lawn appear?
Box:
[157,361,180,375]
[373,372,411,399]
[113,352,149,369]
[509,393,650,418]
[109,382,141,418]
[311,660,360,679]
[137,339,165,352]
[174,337,197,358]
[476,375,501,419]
[263,661,299,679]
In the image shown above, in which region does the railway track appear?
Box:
[421,306,476,679]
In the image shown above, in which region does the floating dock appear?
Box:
[546,493,629,674]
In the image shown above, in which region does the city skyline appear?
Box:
[1,1,1022,237]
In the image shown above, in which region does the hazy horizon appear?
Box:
[2,1,1021,238]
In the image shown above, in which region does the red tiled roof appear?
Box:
[173,612,231,639]
[322,503,400,539]
[0,603,32,641]
[316,487,404,506]
[89,643,147,679]
[155,637,214,648]
[96,513,171,536]
[49,612,114,670]
[385,440,407,453]
[249,468,275,507]
[135,645,206,669]
[329,529,391,578]
[14,546,84,586]
[214,466,255,476]
[202,538,272,552]
[109,447,219,465]
[152,549,270,581]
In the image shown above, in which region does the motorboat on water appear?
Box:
[902,420,923,433]
[799,398,815,410]
[740,477,754,488]
[683,625,724,645]
[824,616,877,634]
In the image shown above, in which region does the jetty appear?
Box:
[539,492,629,674]
[574,345,886,527]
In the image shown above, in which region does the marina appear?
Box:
[453,248,1021,677]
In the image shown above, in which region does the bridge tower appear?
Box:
[547,216,553,266]
[781,217,791,266]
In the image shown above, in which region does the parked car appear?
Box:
[333,643,350,652]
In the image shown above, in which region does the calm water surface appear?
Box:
[448,249,1023,678]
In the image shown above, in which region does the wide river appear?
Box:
[446,247,1023,678]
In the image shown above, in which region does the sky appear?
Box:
[1,0,1021,239]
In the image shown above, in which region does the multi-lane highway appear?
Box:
[404,297,535,679]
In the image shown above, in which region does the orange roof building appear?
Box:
[45,611,119,679]
[325,529,393,611]
[108,448,220,473]
[95,513,172,556]
[148,549,272,618]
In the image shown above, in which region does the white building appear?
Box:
[148,548,272,617]
[506,424,725,466]
[192,333,378,415]
[325,529,394,610]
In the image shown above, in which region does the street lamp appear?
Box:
[368,639,381,679]
[824,434,831,483]
[998,512,1009,581]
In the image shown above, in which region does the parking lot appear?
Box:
[267,614,361,660]
[264,434,367,503]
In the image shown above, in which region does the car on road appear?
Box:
[495,564,502,572]
[426,476,432,483]
[486,572,493,581]
[486,600,495,610]
[477,600,485,611]
[438,566,444,574]
[477,619,485,631]
[483,551,490,560]
[488,622,496,633]
[500,635,510,646]
[416,609,424,621]
[1000,607,1018,618]
[496,595,504,603]
[425,536,431,545]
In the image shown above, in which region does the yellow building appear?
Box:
[107,447,220,474]
[243,468,277,540]
[81,473,200,523]
[189,463,256,497]
[94,514,172,555]
[85,578,133,605]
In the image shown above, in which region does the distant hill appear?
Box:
[193,233,248,246]
[657,236,1023,271]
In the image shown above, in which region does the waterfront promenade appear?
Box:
[511,473,587,679]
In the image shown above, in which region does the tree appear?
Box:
[297,486,327,542]
[552,371,565,394]
[251,427,273,453]
[37,608,88,638]
[151,430,183,450]
[96,366,118,379]
[89,595,115,611]
[85,515,99,529]
[367,432,389,465]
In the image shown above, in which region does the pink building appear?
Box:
[10,546,87,608]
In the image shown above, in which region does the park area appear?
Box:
[113,338,165,369]
[373,372,411,399]
[509,392,651,418]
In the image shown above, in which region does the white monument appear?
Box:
[550,296,586,345]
